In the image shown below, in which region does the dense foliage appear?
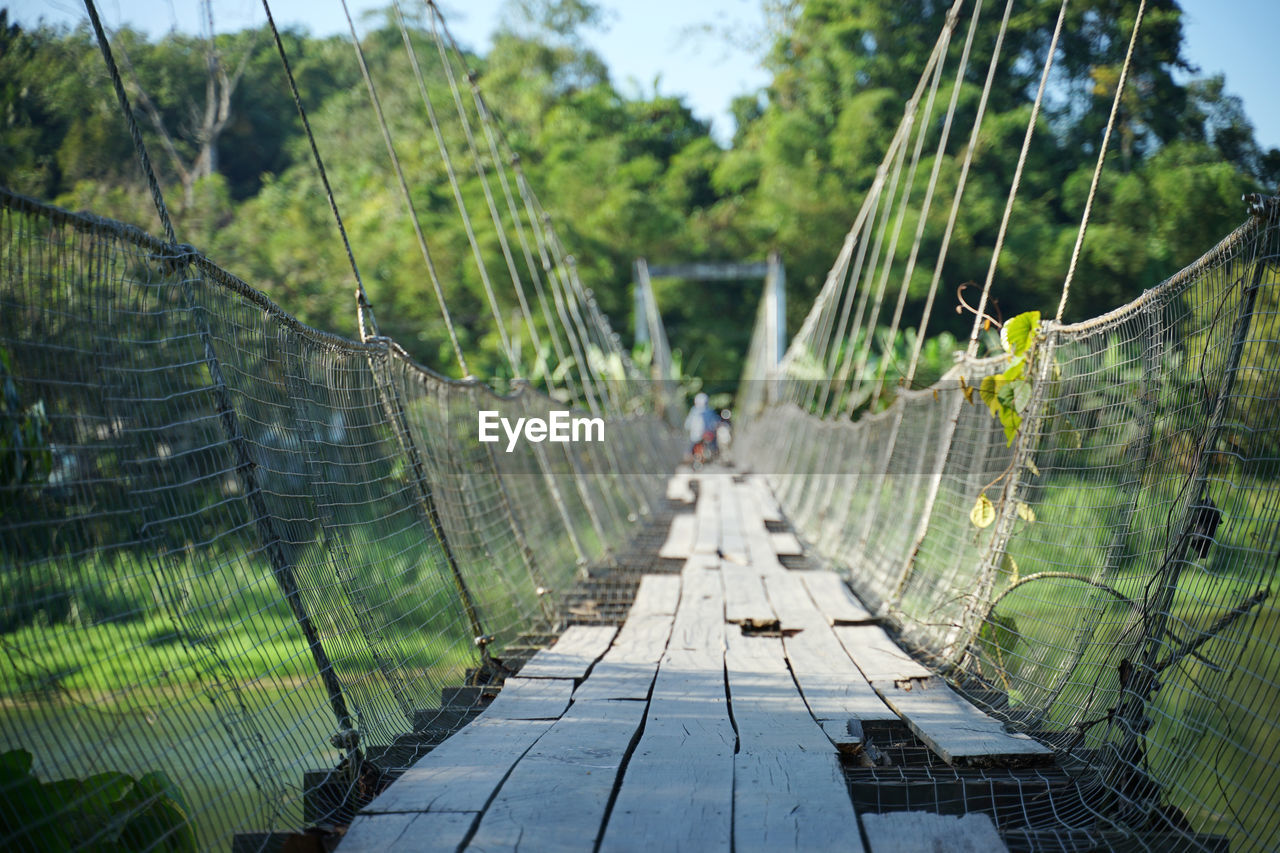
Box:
[0,1,1275,396]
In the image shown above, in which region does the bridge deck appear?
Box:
[341,472,1050,852]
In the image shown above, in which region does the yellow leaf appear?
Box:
[970,493,996,528]
[1026,458,1040,476]
[1016,502,1036,523]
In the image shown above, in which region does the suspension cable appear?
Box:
[966,0,1070,355]
[338,0,470,375]
[1057,0,1147,322]
[259,0,375,339]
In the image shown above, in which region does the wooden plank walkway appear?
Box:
[342,469,1054,851]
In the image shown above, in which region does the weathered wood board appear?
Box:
[659,512,698,559]
[342,810,476,853]
[834,623,1050,765]
[725,628,865,853]
[874,677,1053,766]
[764,572,898,750]
[482,677,575,720]
[515,624,618,680]
[365,717,555,814]
[692,475,722,555]
[748,475,784,522]
[667,470,696,503]
[571,575,680,701]
[733,482,787,575]
[798,571,876,625]
[769,530,804,556]
[861,811,1008,853]
[466,699,647,852]
[599,564,734,853]
[832,624,934,684]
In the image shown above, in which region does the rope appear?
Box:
[81,0,177,245]
[909,0,1014,376]
[259,0,374,340]
[339,0,470,376]
[966,0,1070,355]
[901,0,984,383]
[420,6,519,375]
[1057,0,1148,322]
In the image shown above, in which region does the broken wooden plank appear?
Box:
[722,568,776,628]
[764,573,898,751]
[769,530,804,556]
[873,677,1053,767]
[341,811,476,853]
[482,677,575,720]
[861,811,1008,853]
[466,699,647,852]
[364,717,554,814]
[799,571,875,625]
[659,512,698,559]
[515,624,618,680]
[725,628,865,853]
[600,564,734,853]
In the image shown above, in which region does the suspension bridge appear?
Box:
[1,0,1278,851]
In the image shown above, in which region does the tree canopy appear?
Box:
[1,1,1275,398]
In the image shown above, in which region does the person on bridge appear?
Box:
[685,393,719,458]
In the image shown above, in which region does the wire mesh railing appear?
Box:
[0,186,675,851]
[740,196,1280,851]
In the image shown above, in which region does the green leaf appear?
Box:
[1012,380,1032,413]
[970,493,996,528]
[0,749,34,781]
[1002,311,1041,356]
[979,375,1002,415]
[999,406,1022,445]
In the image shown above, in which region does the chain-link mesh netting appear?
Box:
[0,188,674,851]
[741,200,1280,851]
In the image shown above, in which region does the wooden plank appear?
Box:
[717,476,749,565]
[722,567,776,628]
[798,571,876,625]
[341,811,476,853]
[733,482,786,575]
[873,677,1053,767]
[861,811,1008,853]
[749,475,783,522]
[666,470,696,503]
[365,717,554,814]
[764,573,897,751]
[466,699,647,852]
[724,628,865,853]
[659,512,698,559]
[600,564,734,853]
[692,475,721,555]
[769,530,804,556]
[832,624,933,684]
[629,574,681,617]
[483,677,574,720]
[572,575,680,701]
[515,624,618,680]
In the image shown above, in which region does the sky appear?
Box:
[7,0,1279,151]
